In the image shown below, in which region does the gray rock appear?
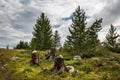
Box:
[66,66,75,73]
[3,64,7,67]
[73,55,81,60]
[11,56,19,60]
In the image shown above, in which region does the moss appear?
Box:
[0,49,120,80]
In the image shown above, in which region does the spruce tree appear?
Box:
[32,13,52,50]
[52,30,61,49]
[85,19,102,52]
[67,6,86,54]
[66,6,103,54]
[63,40,72,52]
[105,24,119,51]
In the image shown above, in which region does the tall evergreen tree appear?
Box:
[66,6,103,54]
[52,30,61,49]
[105,24,119,51]
[63,40,72,52]
[85,19,102,52]
[67,6,86,54]
[32,13,52,50]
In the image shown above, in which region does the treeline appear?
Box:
[14,41,30,49]
[14,6,120,53]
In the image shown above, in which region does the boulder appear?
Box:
[66,66,75,73]
[3,64,7,67]
[73,55,81,60]
[11,56,19,60]
[57,55,64,58]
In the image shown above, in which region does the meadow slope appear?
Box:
[0,48,120,80]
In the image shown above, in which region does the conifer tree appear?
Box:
[85,19,102,52]
[66,6,103,54]
[67,6,86,54]
[63,40,72,52]
[32,13,52,50]
[105,24,119,51]
[52,30,61,49]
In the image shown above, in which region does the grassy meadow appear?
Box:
[0,48,120,80]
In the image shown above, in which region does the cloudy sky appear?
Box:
[0,0,120,48]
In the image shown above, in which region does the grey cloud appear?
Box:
[19,0,31,5]
[11,7,41,33]
[96,0,120,26]
[116,26,120,32]
[0,36,15,48]
[117,26,120,30]
[0,0,120,48]
[0,0,41,48]
[0,36,13,40]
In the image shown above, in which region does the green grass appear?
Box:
[0,48,120,80]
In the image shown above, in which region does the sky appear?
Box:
[0,0,120,48]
